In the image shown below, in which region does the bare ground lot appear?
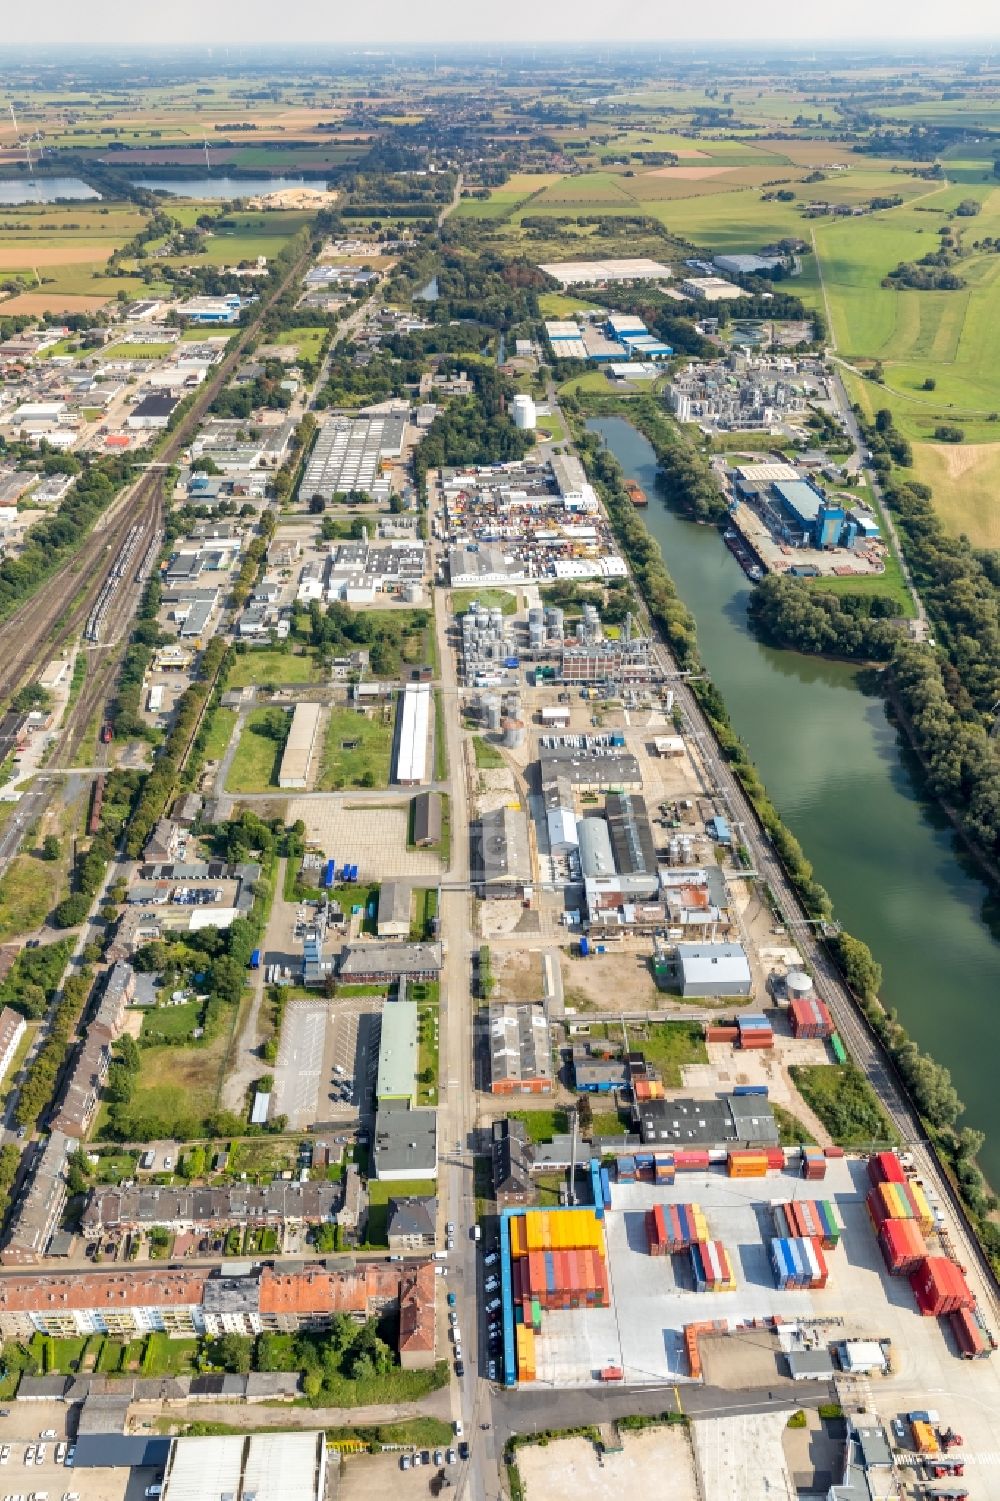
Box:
[286,797,443,880]
[517,1430,697,1501]
[492,947,546,1003]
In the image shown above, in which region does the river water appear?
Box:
[589,415,1000,1183]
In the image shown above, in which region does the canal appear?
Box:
[589,415,1000,1183]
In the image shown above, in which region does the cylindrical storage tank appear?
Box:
[484,695,502,732]
[529,623,546,651]
[404,582,424,604]
[512,393,537,430]
[546,606,564,640]
[528,606,544,627]
[578,815,615,879]
[502,717,526,749]
[786,969,813,1003]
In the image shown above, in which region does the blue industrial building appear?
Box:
[768,479,848,550]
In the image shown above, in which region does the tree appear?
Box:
[576,1095,593,1131]
[118,1034,141,1073]
[922,377,937,391]
[41,834,61,861]
[208,1333,252,1373]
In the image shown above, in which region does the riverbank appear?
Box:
[575,413,1000,1276]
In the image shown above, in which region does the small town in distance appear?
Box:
[0,26,996,1501]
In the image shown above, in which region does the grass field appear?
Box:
[631,1021,708,1086]
[226,649,320,687]
[102,341,175,359]
[0,852,60,938]
[473,736,505,769]
[225,707,287,793]
[450,588,517,615]
[201,707,237,764]
[508,1109,570,1144]
[538,291,602,317]
[108,1028,230,1136]
[272,326,326,362]
[140,1000,203,1045]
[317,705,393,790]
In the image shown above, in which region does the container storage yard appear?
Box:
[499,1152,997,1394]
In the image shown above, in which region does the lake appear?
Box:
[129,176,311,199]
[0,178,99,204]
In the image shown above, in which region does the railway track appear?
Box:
[0,238,313,713]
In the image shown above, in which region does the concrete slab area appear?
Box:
[517,1429,698,1501]
[691,1410,796,1501]
[287,796,442,879]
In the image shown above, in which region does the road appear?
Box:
[438,172,464,229]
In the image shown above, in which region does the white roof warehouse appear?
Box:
[394,683,430,785]
[278,702,322,789]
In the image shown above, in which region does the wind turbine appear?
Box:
[203,138,212,172]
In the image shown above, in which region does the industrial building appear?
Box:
[161,1433,327,1501]
[539,258,674,287]
[299,414,405,504]
[572,1047,628,1094]
[489,1004,553,1094]
[376,1001,418,1104]
[670,942,752,998]
[387,1196,438,1250]
[636,1092,779,1148]
[492,1118,535,1207]
[394,682,430,785]
[376,880,412,939]
[714,252,786,276]
[177,294,244,324]
[337,942,442,983]
[411,789,442,847]
[126,392,179,430]
[277,702,322,789]
[539,742,642,793]
[472,806,532,896]
[680,276,744,302]
[371,1100,438,1181]
[606,792,657,879]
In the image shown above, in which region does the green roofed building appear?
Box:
[376,1002,418,1104]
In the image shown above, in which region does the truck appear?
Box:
[472,1225,481,1242]
[249,949,261,970]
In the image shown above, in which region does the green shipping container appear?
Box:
[818,1200,840,1244]
[830,1033,847,1065]
[531,1298,542,1331]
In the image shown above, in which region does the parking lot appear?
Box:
[517,1156,1000,1467]
[286,798,442,879]
[0,1411,138,1501]
[273,996,382,1128]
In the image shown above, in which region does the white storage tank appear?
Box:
[511,393,537,431]
[502,717,526,749]
[786,970,814,1003]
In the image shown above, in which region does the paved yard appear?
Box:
[273,996,382,1129]
[287,797,442,878]
[690,1410,796,1501]
[517,1429,697,1501]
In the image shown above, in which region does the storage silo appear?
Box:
[404,583,424,604]
[511,393,537,431]
[578,816,616,880]
[786,970,814,1004]
[502,717,526,749]
[483,695,502,732]
[546,606,565,641]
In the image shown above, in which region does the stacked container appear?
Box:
[674,1149,711,1172]
[879,1217,927,1275]
[516,1322,536,1383]
[764,1147,786,1171]
[645,1202,709,1254]
[705,1025,739,1044]
[910,1256,975,1316]
[634,1077,665,1101]
[634,1152,654,1181]
[600,1167,613,1210]
[769,1236,829,1290]
[653,1152,675,1184]
[727,1150,768,1178]
[773,1200,840,1249]
[616,1156,635,1183]
[867,1180,933,1235]
[868,1151,906,1188]
[802,1147,827,1180]
[788,997,834,1039]
[690,1240,736,1292]
[589,1159,604,1220]
[737,1013,774,1049]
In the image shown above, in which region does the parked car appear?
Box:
[399,1456,410,1471]
[455,1360,465,1377]
[448,1311,458,1327]
[446,1450,456,1466]
[433,1451,443,1468]
[484,1252,498,1266]
[453,1421,463,1438]
[487,1361,497,1381]
[54,1447,65,1466]
[420,1453,431,1468]
[446,1292,457,1307]
[485,1277,499,1292]
[446,1222,454,1236]
[485,1298,501,1313]
[0,1444,10,1463]
[63,1450,75,1469]
[458,1443,469,1462]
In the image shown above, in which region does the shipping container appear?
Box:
[600,1167,612,1210]
[674,1150,711,1170]
[910,1257,974,1317]
[879,1218,927,1276]
[868,1151,906,1188]
[950,1305,989,1359]
[732,1084,769,1097]
[911,1419,939,1454]
[706,1025,739,1043]
[830,1033,848,1064]
[616,1156,635,1182]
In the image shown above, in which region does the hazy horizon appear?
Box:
[2,0,999,48]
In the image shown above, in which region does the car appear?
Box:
[453,1421,463,1438]
[63,1452,74,1470]
[163,1157,172,1170]
[448,1311,458,1326]
[388,1254,404,1262]
[433,1451,443,1468]
[454,1360,465,1377]
[399,1456,411,1472]
[411,1453,422,1468]
[53,1450,64,1469]
[487,1361,497,1381]
[435,1266,447,1277]
[34,1451,44,1468]
[458,1443,469,1462]
[446,1222,454,1236]
[891,1418,905,1441]
[485,1277,499,1292]
[485,1298,501,1313]
[420,1453,431,1468]
[453,1343,462,1360]
[483,1252,498,1266]
[446,1450,456,1466]
[61,1494,79,1501]
[0,1446,9,1464]
[24,1449,35,1467]
[446,1238,454,1251]
[144,1487,163,1499]
[446,1292,457,1307]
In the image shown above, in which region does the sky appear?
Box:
[3,0,999,47]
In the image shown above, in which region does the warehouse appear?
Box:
[636,1093,779,1148]
[539,258,673,286]
[606,792,657,878]
[489,1004,552,1094]
[411,789,442,847]
[372,1100,438,1181]
[127,392,179,430]
[376,1001,418,1104]
[376,880,412,939]
[277,702,322,789]
[472,806,532,896]
[673,942,752,998]
[394,682,430,785]
[578,816,616,880]
[299,414,406,503]
[161,1432,327,1501]
[539,743,642,792]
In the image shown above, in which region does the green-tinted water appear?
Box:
[589,415,1000,1181]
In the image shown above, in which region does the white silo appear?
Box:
[511,393,537,431]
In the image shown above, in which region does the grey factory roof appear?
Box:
[411,789,442,846]
[472,806,532,889]
[489,1004,552,1090]
[606,792,657,876]
[337,942,442,979]
[372,1100,438,1179]
[637,1094,778,1148]
[387,1196,438,1243]
[786,1349,836,1380]
[539,744,642,790]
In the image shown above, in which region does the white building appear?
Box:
[277,702,322,789]
[394,683,430,786]
[680,276,744,303]
[0,1007,26,1087]
[511,393,536,431]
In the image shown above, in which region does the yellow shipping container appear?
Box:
[907,1181,934,1234]
[911,1420,938,1455]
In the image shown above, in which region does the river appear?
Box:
[589,415,1000,1184]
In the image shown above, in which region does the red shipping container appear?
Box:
[910,1256,974,1316]
[823,1145,845,1158]
[706,1026,739,1042]
[868,1151,905,1187]
[950,1305,987,1358]
[810,1239,829,1286]
[765,1148,785,1170]
[880,1218,927,1275]
[675,1150,711,1169]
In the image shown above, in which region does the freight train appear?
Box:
[84,523,145,644]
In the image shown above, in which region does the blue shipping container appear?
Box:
[733,1085,769,1097]
[323,859,335,888]
[600,1168,612,1209]
[249,948,260,970]
[579,937,590,958]
[504,657,520,668]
